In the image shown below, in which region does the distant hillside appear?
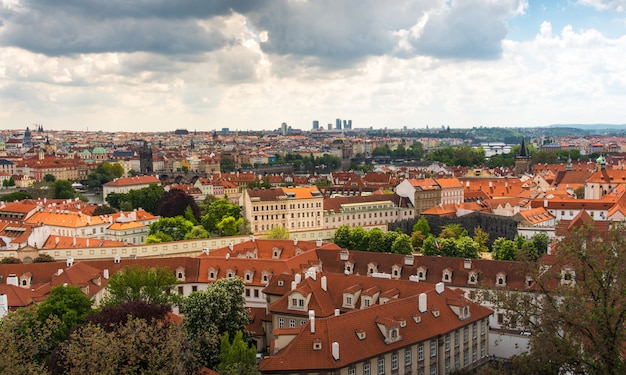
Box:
[548,124,626,132]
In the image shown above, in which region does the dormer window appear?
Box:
[226,269,235,278]
[176,266,186,281]
[344,261,354,275]
[442,268,452,283]
[262,271,271,284]
[391,265,402,279]
[496,272,507,286]
[244,269,255,284]
[525,276,533,288]
[416,266,427,281]
[561,267,576,286]
[468,271,478,285]
[367,262,379,276]
[208,267,218,281]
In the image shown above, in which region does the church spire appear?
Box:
[519,137,528,157]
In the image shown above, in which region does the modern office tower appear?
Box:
[346,120,352,130]
[312,120,319,130]
[328,123,332,130]
[335,118,342,130]
[281,122,288,136]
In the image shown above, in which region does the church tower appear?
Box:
[514,137,532,175]
[139,141,153,174]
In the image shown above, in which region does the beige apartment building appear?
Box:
[323,193,414,229]
[241,186,324,235]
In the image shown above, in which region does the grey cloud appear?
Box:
[245,0,437,67]
[411,1,516,60]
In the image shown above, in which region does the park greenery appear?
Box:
[85,161,124,188]
[0,266,256,374]
[332,225,413,255]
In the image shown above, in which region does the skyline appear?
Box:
[1,1,626,133]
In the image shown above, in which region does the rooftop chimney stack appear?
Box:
[309,310,315,333]
[418,293,427,313]
[332,342,340,361]
[321,276,327,291]
[435,282,445,294]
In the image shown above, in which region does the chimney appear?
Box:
[103,269,109,279]
[404,254,414,266]
[57,268,63,276]
[228,242,234,251]
[332,342,339,361]
[202,248,209,255]
[0,294,8,318]
[86,239,89,247]
[66,257,74,267]
[294,274,302,284]
[321,276,327,291]
[291,280,297,290]
[334,308,340,316]
[339,250,349,261]
[463,259,472,270]
[435,282,444,294]
[250,235,255,242]
[293,237,298,246]
[55,237,59,245]
[316,238,322,247]
[418,293,427,313]
[543,199,548,208]
[72,237,76,246]
[309,310,315,333]
[114,255,121,264]
[225,253,230,261]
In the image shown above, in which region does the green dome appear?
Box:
[92,146,106,154]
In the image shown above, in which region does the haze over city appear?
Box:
[1,0,626,133]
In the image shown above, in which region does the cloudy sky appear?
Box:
[1,0,626,133]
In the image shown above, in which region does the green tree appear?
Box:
[489,224,626,375]
[0,306,61,373]
[216,216,244,236]
[473,227,490,254]
[367,228,386,253]
[391,233,413,254]
[43,174,56,182]
[0,191,32,201]
[217,331,258,375]
[36,285,94,343]
[349,226,370,251]
[182,277,249,370]
[438,237,458,257]
[412,216,431,237]
[332,225,351,248]
[382,231,401,252]
[265,226,290,239]
[0,256,22,264]
[455,236,480,259]
[491,237,516,260]
[220,157,236,172]
[149,216,194,241]
[86,161,125,188]
[574,186,585,199]
[33,253,55,263]
[421,235,438,256]
[146,232,174,243]
[91,205,117,216]
[531,232,550,257]
[410,230,426,250]
[184,225,210,240]
[102,265,179,307]
[52,180,76,199]
[201,198,241,234]
[2,176,15,187]
[58,316,193,374]
[439,223,464,239]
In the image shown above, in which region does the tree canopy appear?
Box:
[102,265,180,307]
[182,277,249,370]
[489,224,626,374]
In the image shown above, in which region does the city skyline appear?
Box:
[1,1,626,133]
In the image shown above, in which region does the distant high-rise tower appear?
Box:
[335,118,342,130]
[345,120,352,130]
[328,123,332,130]
[312,120,319,130]
[281,122,288,136]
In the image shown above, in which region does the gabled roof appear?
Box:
[260,285,491,372]
[103,175,160,187]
